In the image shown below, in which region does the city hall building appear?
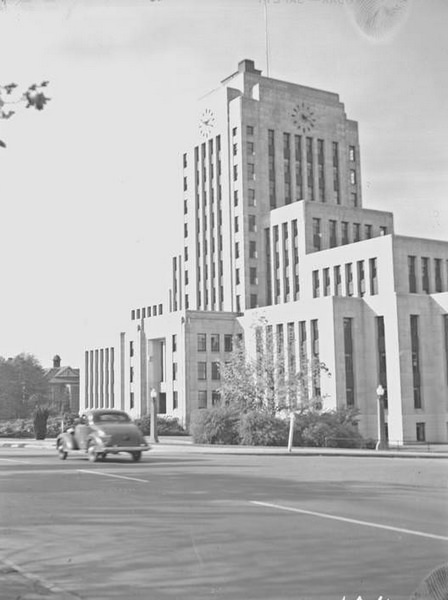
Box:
[80,60,448,444]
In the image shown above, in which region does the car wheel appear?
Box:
[57,441,67,460]
[87,442,99,463]
[131,451,142,462]
[99,453,106,462]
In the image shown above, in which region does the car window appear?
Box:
[92,412,131,424]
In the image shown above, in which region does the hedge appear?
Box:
[190,406,368,447]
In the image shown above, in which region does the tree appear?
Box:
[0,81,50,148]
[219,325,330,451]
[219,336,329,417]
[0,353,50,419]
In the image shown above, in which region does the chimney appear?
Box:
[238,59,261,75]
[53,355,61,368]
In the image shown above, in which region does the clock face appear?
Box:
[291,102,316,133]
[199,108,216,139]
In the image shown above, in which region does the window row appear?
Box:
[312,259,378,298]
[197,389,221,409]
[131,304,163,321]
[312,217,387,251]
[197,361,221,381]
[197,333,236,353]
[408,255,448,294]
[269,130,358,207]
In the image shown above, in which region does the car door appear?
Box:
[75,414,91,450]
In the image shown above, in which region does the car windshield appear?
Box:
[92,412,131,424]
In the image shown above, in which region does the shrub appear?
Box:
[0,419,34,438]
[238,411,289,446]
[300,417,364,448]
[136,415,186,436]
[189,407,240,445]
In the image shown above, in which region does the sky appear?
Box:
[0,0,447,368]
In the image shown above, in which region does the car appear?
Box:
[56,409,150,463]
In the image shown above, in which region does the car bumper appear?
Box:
[99,443,150,453]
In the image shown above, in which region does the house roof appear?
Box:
[44,366,80,385]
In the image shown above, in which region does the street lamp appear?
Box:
[376,384,388,451]
[149,387,159,444]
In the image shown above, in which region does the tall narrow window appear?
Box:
[435,258,443,292]
[376,316,388,409]
[198,390,207,409]
[198,362,207,380]
[265,228,272,305]
[294,135,303,200]
[323,267,330,296]
[341,221,349,245]
[332,141,340,204]
[369,258,378,295]
[345,263,353,296]
[197,333,206,352]
[312,270,320,298]
[408,256,417,293]
[211,362,220,380]
[312,218,321,251]
[344,317,355,407]
[268,129,276,209]
[299,321,308,401]
[211,334,220,352]
[311,320,320,397]
[329,220,337,248]
[421,257,430,293]
[283,132,291,205]
[357,260,365,297]
[334,265,342,296]
[353,223,361,242]
[410,315,422,409]
[306,137,314,201]
[317,139,325,202]
[365,224,372,239]
[416,422,425,442]
[287,322,296,372]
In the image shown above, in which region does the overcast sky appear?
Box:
[0,0,446,367]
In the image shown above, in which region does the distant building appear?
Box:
[44,355,80,414]
[80,60,448,444]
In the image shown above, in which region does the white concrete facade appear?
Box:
[81,60,448,443]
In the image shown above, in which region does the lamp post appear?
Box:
[376,384,388,451]
[149,387,159,443]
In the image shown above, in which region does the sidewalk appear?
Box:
[1,436,448,459]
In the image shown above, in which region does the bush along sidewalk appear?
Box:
[189,406,371,448]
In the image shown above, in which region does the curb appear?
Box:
[1,439,447,459]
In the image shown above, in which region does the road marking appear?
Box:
[78,469,149,483]
[250,501,448,542]
[0,458,30,464]
[1,557,82,598]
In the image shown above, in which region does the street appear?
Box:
[0,446,447,600]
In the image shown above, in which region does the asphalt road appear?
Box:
[0,447,447,600]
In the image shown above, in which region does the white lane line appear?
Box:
[251,500,448,542]
[78,469,149,483]
[0,458,30,464]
